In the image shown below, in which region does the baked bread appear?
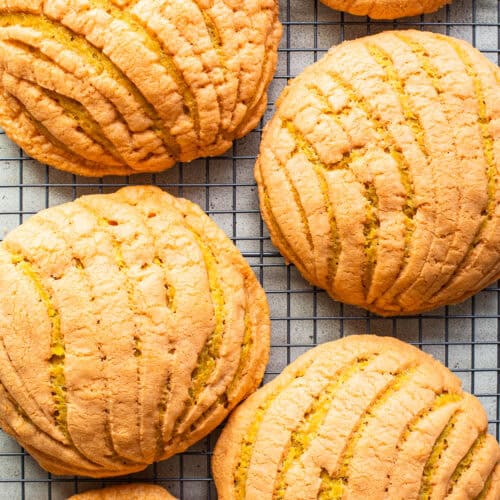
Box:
[0,0,281,177]
[0,185,270,477]
[255,30,500,316]
[213,335,500,500]
[69,484,175,500]
[320,0,450,19]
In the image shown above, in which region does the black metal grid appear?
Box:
[0,0,499,498]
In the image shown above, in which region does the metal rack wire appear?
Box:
[0,0,499,498]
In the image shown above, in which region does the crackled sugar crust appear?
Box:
[0,0,281,177]
[213,335,500,500]
[69,484,175,500]
[320,0,450,19]
[256,30,500,316]
[0,186,270,478]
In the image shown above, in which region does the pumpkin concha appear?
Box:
[213,335,500,500]
[256,30,500,316]
[0,0,281,176]
[0,185,270,477]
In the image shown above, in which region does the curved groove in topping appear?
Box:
[173,276,258,448]
[189,0,227,141]
[365,43,429,156]
[282,119,342,285]
[74,201,144,462]
[447,433,487,495]
[7,94,98,166]
[41,87,124,163]
[418,412,460,499]
[156,376,171,460]
[283,119,379,294]
[0,39,157,168]
[282,119,345,284]
[33,211,145,468]
[363,183,380,292]
[0,377,105,471]
[394,392,462,456]
[234,360,315,499]
[257,159,309,274]
[235,4,280,136]
[2,40,122,164]
[269,147,315,272]
[227,305,253,400]
[8,253,68,439]
[477,465,497,499]
[183,226,226,407]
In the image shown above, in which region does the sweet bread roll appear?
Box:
[69,484,175,500]
[0,185,270,477]
[0,0,281,176]
[320,0,450,19]
[255,30,500,316]
[213,335,500,500]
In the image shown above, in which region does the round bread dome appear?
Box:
[256,30,500,316]
[213,335,500,500]
[0,186,270,477]
[69,484,175,500]
[0,0,281,176]
[319,0,450,19]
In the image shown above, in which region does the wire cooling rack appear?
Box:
[0,0,499,498]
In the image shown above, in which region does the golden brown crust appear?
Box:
[0,185,270,477]
[320,0,450,19]
[68,484,175,500]
[255,30,500,316]
[213,335,500,500]
[0,1,281,177]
